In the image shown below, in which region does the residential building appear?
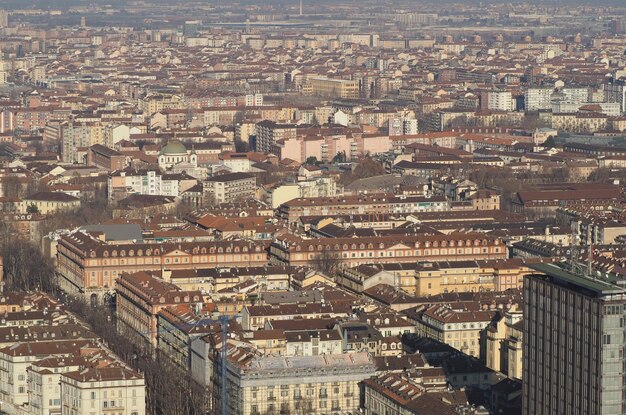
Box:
[60,367,146,415]
[486,90,514,112]
[0,340,98,406]
[55,230,267,303]
[523,263,626,415]
[483,305,523,379]
[108,168,197,200]
[307,77,360,99]
[204,173,256,204]
[605,79,626,113]
[412,304,498,358]
[525,88,553,111]
[115,271,203,349]
[194,345,375,415]
[23,192,80,214]
[270,233,507,269]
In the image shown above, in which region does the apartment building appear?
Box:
[219,347,375,415]
[524,88,553,111]
[363,373,476,415]
[270,233,506,269]
[241,302,352,331]
[115,271,203,349]
[88,144,127,170]
[284,329,343,357]
[255,121,298,153]
[412,304,498,358]
[277,193,450,223]
[23,191,80,214]
[204,173,256,204]
[272,131,392,163]
[551,112,608,133]
[108,168,197,200]
[337,259,530,296]
[156,303,219,369]
[162,265,296,293]
[605,79,626,113]
[60,367,146,415]
[0,340,98,406]
[56,230,267,303]
[61,121,105,163]
[486,90,514,112]
[307,77,360,99]
[265,177,340,208]
[523,263,626,415]
[483,305,523,380]
[28,354,106,415]
[512,183,621,216]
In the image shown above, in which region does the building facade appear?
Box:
[523,263,626,415]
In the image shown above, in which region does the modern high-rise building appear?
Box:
[485,90,514,112]
[605,79,626,114]
[524,88,553,111]
[183,20,201,37]
[523,263,626,415]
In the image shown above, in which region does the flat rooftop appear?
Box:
[529,263,625,296]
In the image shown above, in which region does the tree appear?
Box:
[312,246,341,275]
[305,156,318,166]
[26,203,39,214]
[2,175,23,198]
[542,136,556,148]
[332,150,346,163]
[339,156,386,185]
[0,223,57,293]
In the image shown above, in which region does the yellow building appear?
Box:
[338,259,530,297]
[412,304,498,358]
[307,77,359,99]
[141,94,183,117]
[23,191,80,214]
[483,306,523,379]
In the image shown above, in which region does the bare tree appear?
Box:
[2,176,23,198]
[312,247,341,275]
[339,157,386,185]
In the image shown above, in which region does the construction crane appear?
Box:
[138,313,235,415]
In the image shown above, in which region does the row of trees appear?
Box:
[66,299,209,415]
[0,203,213,415]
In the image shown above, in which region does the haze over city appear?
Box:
[0,1,625,415]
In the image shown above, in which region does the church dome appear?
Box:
[159,140,187,155]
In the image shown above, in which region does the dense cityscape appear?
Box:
[0,0,626,414]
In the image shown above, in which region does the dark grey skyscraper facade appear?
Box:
[524,263,626,415]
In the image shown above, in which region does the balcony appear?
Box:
[267,396,276,401]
